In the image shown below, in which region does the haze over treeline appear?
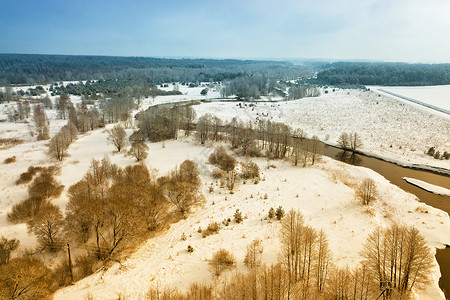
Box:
[1,54,450,88]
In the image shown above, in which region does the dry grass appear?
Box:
[327,168,358,189]
[363,207,375,217]
[0,138,23,150]
[415,205,429,214]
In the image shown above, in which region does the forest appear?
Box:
[315,62,450,86]
[0,54,306,85]
[2,55,450,89]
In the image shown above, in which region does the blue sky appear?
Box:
[1,0,449,62]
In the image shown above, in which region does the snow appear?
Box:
[52,140,450,299]
[138,83,222,108]
[193,89,450,171]
[370,85,450,112]
[403,177,450,196]
[1,84,449,299]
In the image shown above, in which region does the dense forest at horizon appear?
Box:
[315,62,450,86]
[0,54,307,85]
[1,54,450,96]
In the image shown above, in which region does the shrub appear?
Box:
[434,151,441,159]
[0,257,54,299]
[0,138,23,150]
[53,261,72,287]
[241,161,260,180]
[7,197,44,223]
[211,168,224,179]
[187,245,194,253]
[209,249,236,276]
[0,236,20,265]
[75,254,98,279]
[209,146,236,172]
[209,146,227,165]
[275,206,285,220]
[27,168,64,200]
[16,166,43,185]
[203,222,220,237]
[234,209,243,223]
[3,156,16,164]
[444,151,450,160]
[426,146,435,156]
[268,207,275,219]
[9,167,63,223]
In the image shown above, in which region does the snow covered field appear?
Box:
[53,139,450,300]
[370,85,450,112]
[194,89,450,171]
[1,83,449,299]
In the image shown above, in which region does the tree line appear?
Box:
[136,107,323,167]
[0,54,305,85]
[315,62,450,86]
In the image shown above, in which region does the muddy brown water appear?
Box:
[319,144,450,298]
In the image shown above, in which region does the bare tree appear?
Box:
[0,237,20,265]
[357,178,377,205]
[124,165,169,231]
[3,86,14,102]
[349,132,363,152]
[0,257,53,299]
[316,229,332,293]
[32,105,49,140]
[56,93,71,119]
[107,124,128,152]
[281,209,319,292]
[103,181,147,256]
[66,158,118,257]
[41,95,52,109]
[292,129,306,166]
[48,122,78,161]
[361,225,435,297]
[338,132,350,150]
[27,202,65,251]
[49,131,68,161]
[163,160,202,215]
[300,138,311,167]
[209,147,237,173]
[244,239,264,269]
[197,114,212,144]
[310,135,322,165]
[280,209,305,283]
[211,116,223,141]
[128,141,149,161]
[183,105,196,136]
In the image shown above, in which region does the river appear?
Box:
[319,143,450,298]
